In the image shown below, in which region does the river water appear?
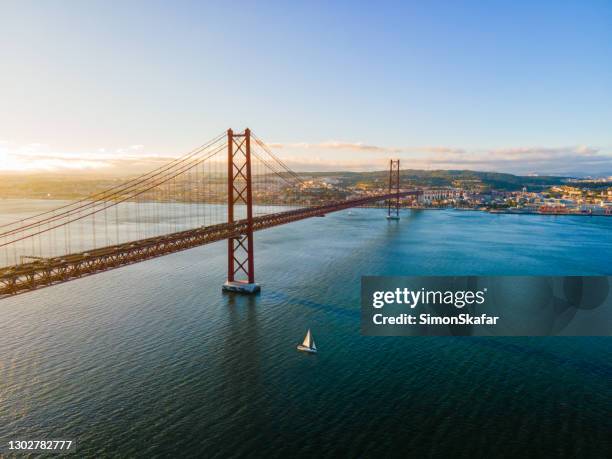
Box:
[1,203,611,457]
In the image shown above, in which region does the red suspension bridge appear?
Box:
[0,129,420,297]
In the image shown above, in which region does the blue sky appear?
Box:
[1,1,611,175]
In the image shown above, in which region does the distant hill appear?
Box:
[0,169,570,200]
[304,169,569,191]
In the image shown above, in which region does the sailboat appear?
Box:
[297,329,317,353]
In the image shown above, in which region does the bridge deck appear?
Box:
[0,192,418,297]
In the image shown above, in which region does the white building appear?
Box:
[418,188,462,205]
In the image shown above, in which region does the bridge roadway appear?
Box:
[0,191,418,297]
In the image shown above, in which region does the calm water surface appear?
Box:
[1,205,611,457]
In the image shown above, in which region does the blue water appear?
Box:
[1,208,611,457]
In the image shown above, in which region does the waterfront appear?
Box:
[1,206,611,457]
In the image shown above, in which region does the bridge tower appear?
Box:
[222,128,261,293]
[387,159,400,220]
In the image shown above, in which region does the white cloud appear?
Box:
[269,141,465,154]
[0,141,155,173]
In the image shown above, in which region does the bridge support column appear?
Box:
[223,128,261,294]
[387,159,400,220]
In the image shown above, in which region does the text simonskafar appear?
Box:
[371,287,499,326]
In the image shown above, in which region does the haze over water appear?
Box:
[1,203,611,457]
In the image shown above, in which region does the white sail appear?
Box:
[302,329,312,348]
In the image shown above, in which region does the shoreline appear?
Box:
[1,198,610,218]
[406,207,612,217]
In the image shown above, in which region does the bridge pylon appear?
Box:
[222,128,261,294]
[386,159,400,220]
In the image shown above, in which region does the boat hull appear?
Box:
[297,344,317,353]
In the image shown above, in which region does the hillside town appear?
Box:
[297,176,612,216]
[1,172,611,216]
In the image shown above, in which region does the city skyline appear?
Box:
[1,1,611,175]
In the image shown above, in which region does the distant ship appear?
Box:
[297,329,317,353]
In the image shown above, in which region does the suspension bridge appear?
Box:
[0,129,420,297]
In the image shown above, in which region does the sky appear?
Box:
[1,0,611,176]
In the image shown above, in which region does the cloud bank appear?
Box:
[1,140,610,177]
[268,141,611,176]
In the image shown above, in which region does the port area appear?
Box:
[405,206,612,217]
[487,208,612,216]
